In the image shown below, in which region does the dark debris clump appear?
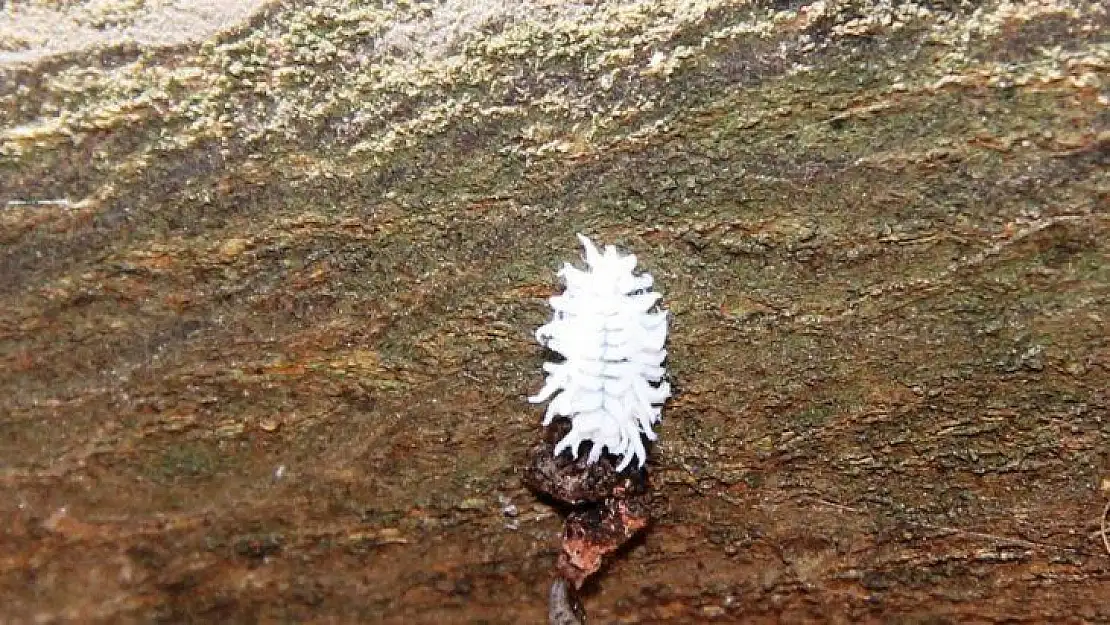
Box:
[523,418,654,623]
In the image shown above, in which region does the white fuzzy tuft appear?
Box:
[529,233,670,471]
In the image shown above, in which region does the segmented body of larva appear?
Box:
[529,234,670,471]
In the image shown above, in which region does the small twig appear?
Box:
[5,199,71,207]
[909,521,1048,551]
[548,578,585,625]
[812,497,863,514]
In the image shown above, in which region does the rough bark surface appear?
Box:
[1,1,1108,623]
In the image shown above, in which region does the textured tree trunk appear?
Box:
[1,1,1107,622]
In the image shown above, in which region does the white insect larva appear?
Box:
[529,234,670,471]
